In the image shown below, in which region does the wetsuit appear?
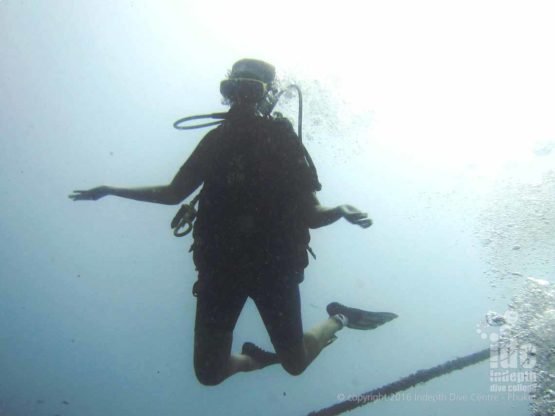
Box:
[178,108,318,349]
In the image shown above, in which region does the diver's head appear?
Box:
[220,59,276,108]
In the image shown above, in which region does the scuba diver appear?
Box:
[69,59,397,385]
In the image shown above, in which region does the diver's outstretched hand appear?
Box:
[69,186,112,201]
[340,205,372,228]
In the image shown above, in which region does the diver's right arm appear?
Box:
[305,193,372,229]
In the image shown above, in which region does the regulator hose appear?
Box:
[173,112,228,130]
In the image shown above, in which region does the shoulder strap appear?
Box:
[272,114,322,192]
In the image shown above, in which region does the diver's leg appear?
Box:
[194,270,264,385]
[194,325,264,385]
[250,271,343,375]
[302,317,343,358]
[276,317,343,375]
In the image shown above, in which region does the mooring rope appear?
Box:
[307,348,491,416]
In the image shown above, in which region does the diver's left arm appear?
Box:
[69,162,203,204]
[69,131,212,204]
[69,179,200,205]
[305,193,372,229]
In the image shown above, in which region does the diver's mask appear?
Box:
[220,77,269,104]
[220,58,276,108]
[174,59,282,129]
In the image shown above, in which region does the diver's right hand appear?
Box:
[340,205,373,229]
[69,186,112,201]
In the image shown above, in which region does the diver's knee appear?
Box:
[193,327,232,386]
[196,375,223,386]
[281,360,307,376]
[279,347,308,376]
[194,355,227,386]
[195,364,226,386]
[276,339,310,376]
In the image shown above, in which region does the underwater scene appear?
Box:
[1,1,554,415]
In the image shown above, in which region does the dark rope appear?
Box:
[306,348,491,416]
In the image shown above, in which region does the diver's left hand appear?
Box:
[340,205,373,228]
[69,186,112,201]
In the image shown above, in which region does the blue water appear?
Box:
[2,2,553,415]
